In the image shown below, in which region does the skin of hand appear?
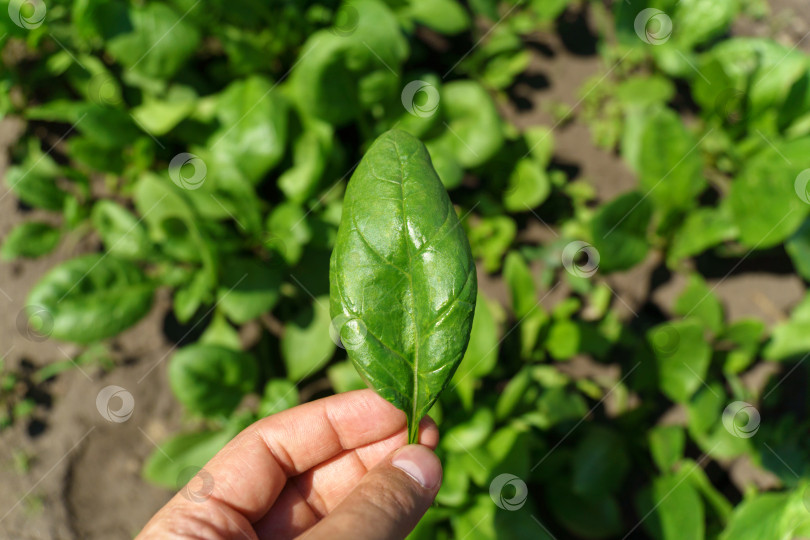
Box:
[137,389,442,540]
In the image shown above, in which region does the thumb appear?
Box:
[299,444,442,540]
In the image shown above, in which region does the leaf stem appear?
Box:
[407,418,419,445]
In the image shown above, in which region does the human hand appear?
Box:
[137,389,442,540]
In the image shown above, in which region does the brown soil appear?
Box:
[0,1,808,539]
[0,119,180,538]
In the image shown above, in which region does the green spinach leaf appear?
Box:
[590,191,653,273]
[91,200,152,260]
[26,254,154,344]
[1,222,61,260]
[169,344,258,418]
[106,3,201,80]
[330,130,477,443]
[282,296,336,381]
[217,258,282,324]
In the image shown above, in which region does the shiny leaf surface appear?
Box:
[330,130,477,443]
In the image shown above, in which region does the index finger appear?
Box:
[183,389,410,523]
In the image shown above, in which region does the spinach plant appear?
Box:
[6,0,810,538]
[330,130,477,443]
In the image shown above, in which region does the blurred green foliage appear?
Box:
[3,0,810,538]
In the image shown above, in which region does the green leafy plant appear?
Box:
[330,129,477,443]
[4,0,810,538]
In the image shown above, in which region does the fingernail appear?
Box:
[391,444,442,489]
